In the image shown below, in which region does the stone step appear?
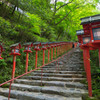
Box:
[65,63,83,66]
[30,73,84,78]
[46,61,83,65]
[67,60,83,63]
[14,79,86,89]
[0,48,86,100]
[43,65,83,68]
[0,95,16,100]
[65,62,83,64]
[0,88,82,100]
[33,70,84,74]
[21,76,86,82]
[41,68,84,71]
[10,83,87,97]
[65,64,83,66]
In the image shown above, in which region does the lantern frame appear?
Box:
[10,43,21,55]
[41,42,47,50]
[81,14,100,44]
[33,42,41,51]
[23,42,33,53]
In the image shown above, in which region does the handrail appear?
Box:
[0,41,77,100]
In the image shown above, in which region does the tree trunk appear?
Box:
[12,5,16,15]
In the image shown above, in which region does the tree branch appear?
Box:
[55,11,71,25]
[53,0,57,15]
[55,4,84,25]
[56,0,73,11]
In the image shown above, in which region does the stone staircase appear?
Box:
[0,48,87,100]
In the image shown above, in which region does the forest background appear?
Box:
[0,0,100,99]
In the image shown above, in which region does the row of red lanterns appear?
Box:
[0,42,73,81]
[0,42,71,59]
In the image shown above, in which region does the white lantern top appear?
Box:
[76,30,84,35]
[81,14,100,25]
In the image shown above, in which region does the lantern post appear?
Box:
[9,43,21,100]
[80,14,100,97]
[54,42,57,58]
[50,42,54,61]
[47,42,51,63]
[33,42,41,69]
[76,29,92,97]
[57,43,59,57]
[10,43,21,80]
[77,14,100,97]
[23,42,33,73]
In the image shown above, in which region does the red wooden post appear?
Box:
[35,51,38,68]
[33,42,41,69]
[8,43,21,99]
[85,48,92,97]
[54,44,57,58]
[76,14,100,97]
[57,44,59,57]
[48,49,50,62]
[10,43,21,80]
[51,44,54,60]
[59,43,61,55]
[23,42,33,73]
[98,48,100,67]
[43,50,45,65]
[12,55,16,79]
[47,43,51,63]
[25,52,29,73]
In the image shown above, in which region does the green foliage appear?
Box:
[0,59,7,67]
[0,17,19,38]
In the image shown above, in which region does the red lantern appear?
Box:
[10,43,21,56]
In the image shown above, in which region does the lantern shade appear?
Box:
[10,43,21,48]
[23,42,33,53]
[23,42,33,47]
[81,14,100,25]
[41,42,47,50]
[92,28,100,40]
[33,42,41,51]
[83,37,91,44]
[33,42,41,46]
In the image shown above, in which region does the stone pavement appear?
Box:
[0,48,87,100]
